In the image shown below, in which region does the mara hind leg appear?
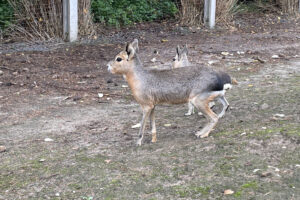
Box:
[217,95,229,118]
[191,91,223,138]
[185,102,195,116]
[185,101,215,116]
[137,105,154,146]
[149,107,157,143]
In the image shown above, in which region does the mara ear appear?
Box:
[176,45,181,56]
[126,39,139,60]
[131,39,139,53]
[125,42,130,54]
[176,45,182,60]
[182,44,188,55]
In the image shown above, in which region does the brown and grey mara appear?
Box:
[107,39,235,146]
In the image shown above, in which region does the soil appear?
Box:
[0,13,300,199]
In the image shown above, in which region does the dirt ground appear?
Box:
[1,14,300,199]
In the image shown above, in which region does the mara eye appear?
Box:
[116,57,122,62]
[172,58,176,61]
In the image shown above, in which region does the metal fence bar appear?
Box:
[209,0,216,29]
[63,0,78,42]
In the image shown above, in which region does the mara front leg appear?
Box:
[149,107,157,143]
[136,105,153,146]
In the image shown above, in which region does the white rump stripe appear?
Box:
[224,83,232,90]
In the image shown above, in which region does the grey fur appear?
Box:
[107,39,233,146]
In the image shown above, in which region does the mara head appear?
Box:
[172,45,189,68]
[107,39,139,74]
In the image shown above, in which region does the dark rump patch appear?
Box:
[209,72,231,91]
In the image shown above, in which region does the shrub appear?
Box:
[0,0,14,30]
[91,0,178,27]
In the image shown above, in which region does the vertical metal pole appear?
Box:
[209,0,216,29]
[63,0,77,42]
[204,0,209,25]
[68,0,78,42]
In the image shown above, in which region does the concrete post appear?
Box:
[63,0,78,42]
[209,0,216,29]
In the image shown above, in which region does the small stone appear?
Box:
[260,171,272,177]
[55,192,60,197]
[221,52,229,56]
[23,68,29,72]
[0,146,6,153]
[240,132,247,136]
[106,79,113,83]
[151,58,157,63]
[272,55,279,59]
[262,127,267,130]
[12,71,18,76]
[121,85,128,88]
[98,93,104,98]
[39,158,46,162]
[44,138,54,142]
[52,74,59,79]
[164,124,172,127]
[274,113,285,118]
[268,165,280,172]
[131,123,141,129]
[224,189,234,195]
[253,169,260,173]
[260,103,269,110]
[0,70,3,75]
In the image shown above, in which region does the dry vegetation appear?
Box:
[179,0,299,26]
[276,0,300,15]
[179,0,239,26]
[7,0,95,41]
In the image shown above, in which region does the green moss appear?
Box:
[233,191,242,198]
[241,181,258,189]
